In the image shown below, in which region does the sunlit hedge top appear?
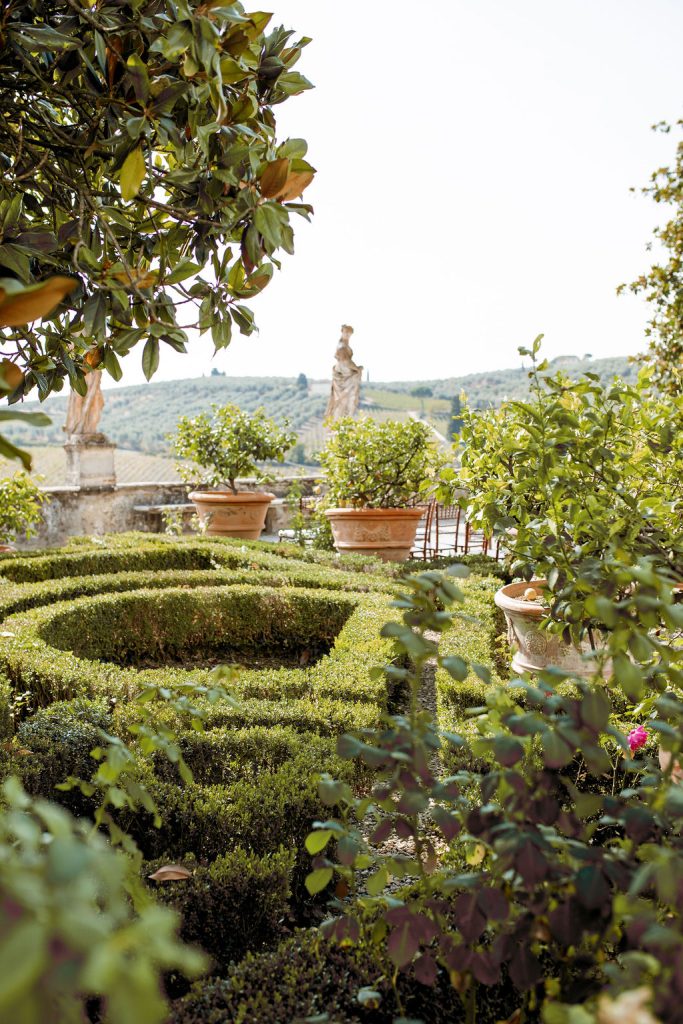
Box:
[0,0,314,399]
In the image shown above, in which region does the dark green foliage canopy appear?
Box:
[0,0,314,401]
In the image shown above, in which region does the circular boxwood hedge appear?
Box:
[0,584,397,709]
[0,535,401,978]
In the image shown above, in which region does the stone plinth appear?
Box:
[64,434,117,488]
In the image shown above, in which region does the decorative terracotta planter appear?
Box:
[495,580,609,678]
[324,507,424,562]
[188,490,274,539]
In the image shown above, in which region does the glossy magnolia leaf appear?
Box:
[276,168,315,202]
[141,337,160,381]
[148,864,191,882]
[120,147,146,201]
[260,158,290,198]
[0,276,78,327]
[0,434,34,471]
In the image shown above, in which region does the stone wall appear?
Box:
[19,476,321,550]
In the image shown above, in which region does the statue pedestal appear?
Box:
[64,434,117,488]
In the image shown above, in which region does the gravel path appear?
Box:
[341,636,443,899]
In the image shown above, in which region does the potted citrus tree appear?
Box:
[172,404,296,539]
[0,472,48,551]
[457,337,683,676]
[319,417,442,561]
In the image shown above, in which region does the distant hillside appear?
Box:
[376,354,637,407]
[5,376,326,455]
[3,354,635,458]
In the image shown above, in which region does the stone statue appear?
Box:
[325,324,363,419]
[64,369,105,437]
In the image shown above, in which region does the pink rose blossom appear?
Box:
[628,726,649,754]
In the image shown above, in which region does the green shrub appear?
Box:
[0,472,47,543]
[0,562,392,626]
[435,575,505,768]
[146,847,294,971]
[42,586,356,665]
[0,533,397,586]
[151,725,331,787]
[127,746,353,864]
[319,417,444,508]
[3,698,113,811]
[171,404,297,493]
[0,671,13,739]
[0,541,219,583]
[169,929,516,1024]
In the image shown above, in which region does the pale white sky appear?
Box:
[112,0,683,388]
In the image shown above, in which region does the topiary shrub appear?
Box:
[146,847,294,972]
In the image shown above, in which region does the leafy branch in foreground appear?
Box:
[618,120,683,396]
[0,0,314,397]
[0,776,207,1024]
[306,564,683,1023]
[0,667,238,1022]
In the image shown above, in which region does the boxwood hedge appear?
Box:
[0,534,511,1000]
[169,928,518,1024]
[0,535,407,976]
[0,585,396,708]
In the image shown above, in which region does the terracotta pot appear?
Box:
[188,490,274,539]
[324,506,424,562]
[494,579,610,678]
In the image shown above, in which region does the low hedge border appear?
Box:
[0,562,393,623]
[0,563,400,971]
[0,535,513,989]
[169,927,518,1024]
[0,533,396,585]
[113,691,384,739]
[0,585,396,710]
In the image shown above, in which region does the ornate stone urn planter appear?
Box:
[324,507,424,562]
[495,580,609,678]
[188,490,275,540]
